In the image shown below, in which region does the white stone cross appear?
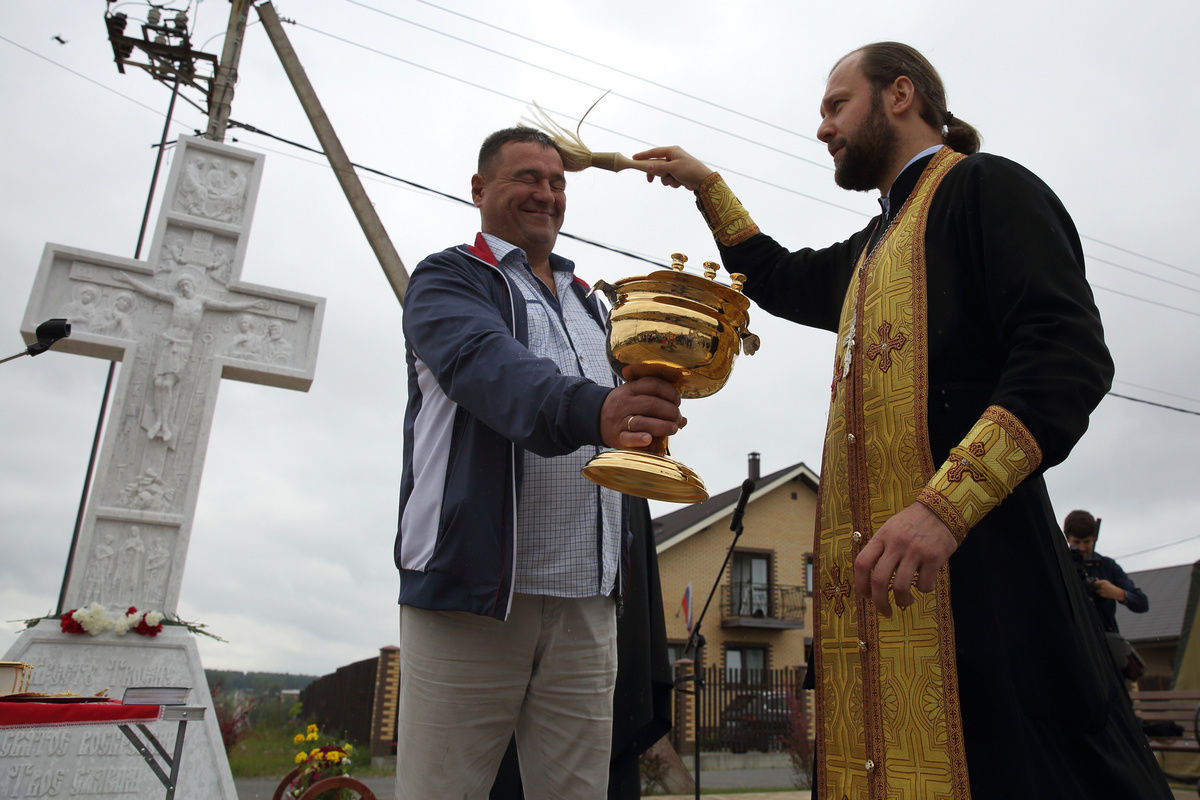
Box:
[20,135,325,616]
[4,134,324,800]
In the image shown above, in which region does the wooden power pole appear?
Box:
[205,0,250,141]
[254,2,410,303]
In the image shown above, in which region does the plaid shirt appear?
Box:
[485,234,621,597]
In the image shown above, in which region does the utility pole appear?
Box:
[205,0,251,141]
[255,1,410,303]
[107,0,409,301]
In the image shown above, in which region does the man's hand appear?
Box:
[1092,579,1127,602]
[600,364,687,450]
[631,146,713,191]
[853,501,958,617]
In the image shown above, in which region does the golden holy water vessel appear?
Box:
[583,253,760,503]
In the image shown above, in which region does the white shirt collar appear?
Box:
[879,144,944,218]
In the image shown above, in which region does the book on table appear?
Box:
[121,686,190,705]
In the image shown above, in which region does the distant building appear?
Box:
[652,453,818,755]
[654,453,818,676]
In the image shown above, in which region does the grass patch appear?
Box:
[226,719,391,778]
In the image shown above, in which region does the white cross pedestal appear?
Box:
[4,136,325,798]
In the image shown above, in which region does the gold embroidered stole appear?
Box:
[814,148,970,800]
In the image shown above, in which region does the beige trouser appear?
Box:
[395,593,617,800]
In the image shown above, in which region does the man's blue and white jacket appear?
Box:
[395,233,630,620]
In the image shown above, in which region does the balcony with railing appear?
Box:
[720,581,806,629]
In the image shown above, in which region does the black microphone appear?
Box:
[0,318,72,366]
[730,478,755,532]
[28,318,71,356]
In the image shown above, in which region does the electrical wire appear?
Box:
[226,119,668,268]
[7,25,1193,303]
[289,20,902,220]
[0,33,175,119]
[338,2,832,172]
[224,117,1200,422]
[379,1,1200,284]
[225,115,1200,420]
[293,14,1196,291]
[1082,234,1200,280]
[1113,380,1200,405]
[1116,534,1200,560]
[7,28,1200,416]
[1090,285,1200,319]
[1106,393,1200,417]
[372,0,821,145]
[1087,254,1200,295]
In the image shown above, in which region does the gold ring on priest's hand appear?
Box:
[626,415,636,431]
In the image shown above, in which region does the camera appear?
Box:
[1067,545,1102,587]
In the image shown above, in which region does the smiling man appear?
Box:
[636,42,1169,800]
[393,127,685,799]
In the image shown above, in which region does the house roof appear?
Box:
[1114,561,1198,643]
[652,461,819,553]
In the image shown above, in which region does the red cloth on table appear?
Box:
[0,699,163,728]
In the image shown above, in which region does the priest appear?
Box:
[635,41,1170,800]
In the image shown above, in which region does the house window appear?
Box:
[726,645,767,685]
[805,554,814,596]
[732,552,770,617]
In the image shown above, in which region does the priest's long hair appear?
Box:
[847,42,982,156]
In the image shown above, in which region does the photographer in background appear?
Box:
[1064,509,1149,683]
[1063,509,1149,633]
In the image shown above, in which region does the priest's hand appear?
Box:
[853,501,958,617]
[600,364,687,450]
[632,146,713,191]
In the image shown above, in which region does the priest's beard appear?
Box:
[833,94,898,192]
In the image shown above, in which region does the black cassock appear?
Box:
[714,151,1171,800]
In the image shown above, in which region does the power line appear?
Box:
[226,119,668,268]
[1107,393,1200,417]
[1113,379,1200,405]
[8,27,1194,319]
[298,12,1195,295]
[1116,533,1200,560]
[339,2,832,172]
[0,33,177,119]
[225,117,1200,422]
[288,20,911,221]
[9,27,1200,419]
[419,0,1196,282]
[395,0,1200,284]
[1087,254,1200,295]
[1082,234,1199,280]
[1091,284,1200,319]
[396,0,821,145]
[220,119,1200,422]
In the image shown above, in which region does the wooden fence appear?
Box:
[300,646,401,758]
[300,656,376,745]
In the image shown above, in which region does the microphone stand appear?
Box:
[678,479,754,800]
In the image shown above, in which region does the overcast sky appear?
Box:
[2,0,1197,677]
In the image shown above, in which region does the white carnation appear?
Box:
[74,603,114,635]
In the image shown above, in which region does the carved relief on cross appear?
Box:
[20,136,325,616]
